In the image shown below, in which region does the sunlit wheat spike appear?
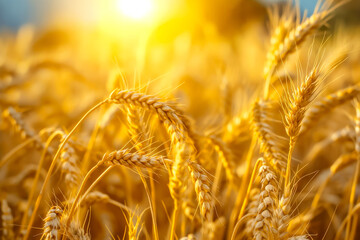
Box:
[252,158,279,240]
[301,85,360,133]
[1,199,14,240]
[264,1,334,80]
[252,100,287,172]
[187,161,213,221]
[169,142,191,202]
[285,68,320,142]
[108,89,187,141]
[244,189,261,237]
[125,105,149,152]
[2,107,43,148]
[264,3,295,79]
[101,149,172,168]
[43,206,63,240]
[60,140,80,193]
[108,89,195,205]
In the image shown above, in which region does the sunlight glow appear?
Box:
[116,0,154,20]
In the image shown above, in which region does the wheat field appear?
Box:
[1,0,360,239]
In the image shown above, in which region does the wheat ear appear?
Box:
[252,158,279,240]
[264,3,294,79]
[285,68,320,187]
[43,206,63,240]
[125,105,149,152]
[60,139,81,193]
[244,189,260,237]
[108,89,194,204]
[80,191,110,207]
[101,149,172,168]
[188,161,212,221]
[301,85,360,133]
[275,193,291,239]
[108,89,187,142]
[252,100,287,172]
[1,199,14,240]
[264,1,334,97]
[2,107,43,148]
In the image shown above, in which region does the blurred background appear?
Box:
[1,0,360,30]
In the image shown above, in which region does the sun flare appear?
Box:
[116,0,154,20]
